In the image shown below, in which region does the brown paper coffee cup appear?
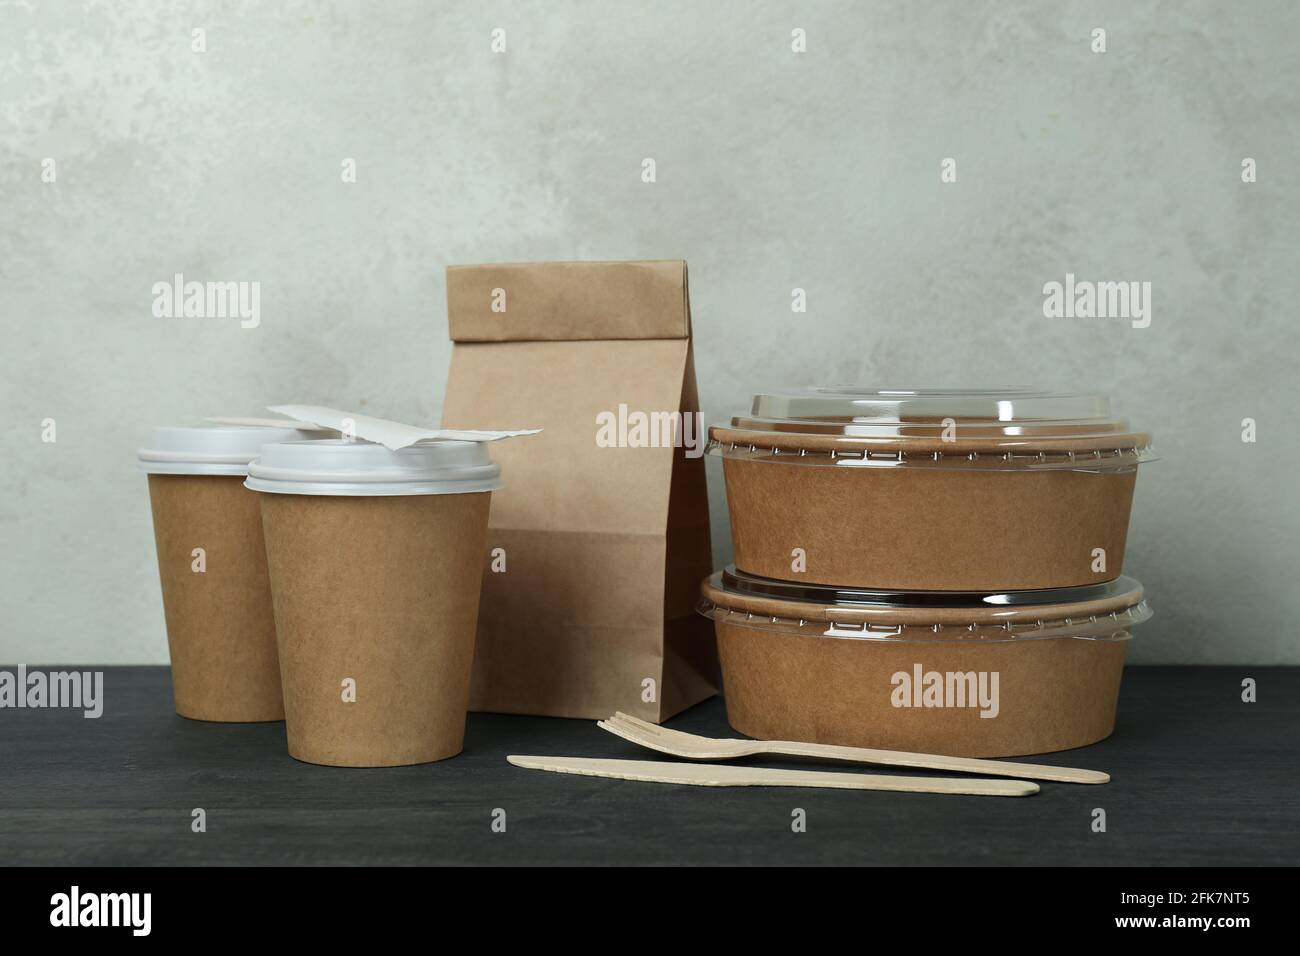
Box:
[139,423,323,721]
[247,437,502,767]
[147,474,284,722]
[259,492,491,767]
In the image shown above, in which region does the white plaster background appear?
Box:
[1,0,1297,664]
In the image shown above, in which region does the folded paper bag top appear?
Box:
[137,424,325,476]
[245,439,502,496]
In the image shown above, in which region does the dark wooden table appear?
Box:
[1,666,1294,866]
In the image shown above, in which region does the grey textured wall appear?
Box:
[2,1,1297,664]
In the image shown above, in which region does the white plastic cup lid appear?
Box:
[244,438,502,496]
[138,425,326,476]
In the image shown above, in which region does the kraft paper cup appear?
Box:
[699,567,1151,757]
[139,424,322,722]
[247,439,501,768]
[710,387,1155,591]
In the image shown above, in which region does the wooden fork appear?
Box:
[598,712,1109,784]
[507,755,1038,797]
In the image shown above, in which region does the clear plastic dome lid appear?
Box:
[710,387,1153,470]
[742,387,1128,438]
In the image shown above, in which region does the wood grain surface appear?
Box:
[0,666,1294,866]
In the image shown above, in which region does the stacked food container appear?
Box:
[700,387,1155,757]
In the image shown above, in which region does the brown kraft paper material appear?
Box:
[259,492,491,767]
[722,458,1137,590]
[442,260,717,721]
[147,474,284,722]
[714,621,1127,758]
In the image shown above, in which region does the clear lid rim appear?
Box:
[712,566,1144,611]
[730,386,1144,443]
[698,567,1152,640]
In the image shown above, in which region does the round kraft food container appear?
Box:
[709,387,1155,591]
[699,566,1153,758]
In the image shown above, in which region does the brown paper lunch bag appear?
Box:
[441,260,718,721]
